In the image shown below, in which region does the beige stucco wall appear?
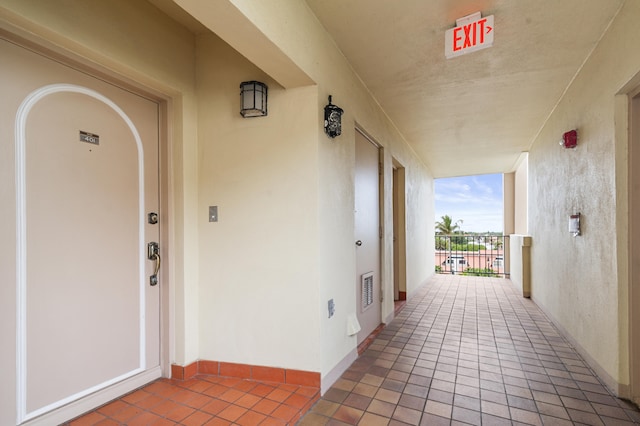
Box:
[189,0,434,380]
[195,33,321,370]
[528,0,640,392]
[514,154,528,235]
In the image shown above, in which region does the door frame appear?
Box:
[1,26,172,424]
[392,159,407,302]
[629,87,640,406]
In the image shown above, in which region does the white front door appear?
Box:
[1,39,162,424]
[354,130,381,345]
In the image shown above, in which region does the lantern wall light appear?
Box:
[324,95,344,138]
[240,81,268,118]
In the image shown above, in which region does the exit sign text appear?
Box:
[445,13,494,59]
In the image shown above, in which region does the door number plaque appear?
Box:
[80,130,100,145]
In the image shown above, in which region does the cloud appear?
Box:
[435,174,503,232]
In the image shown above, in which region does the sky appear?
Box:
[434,173,503,233]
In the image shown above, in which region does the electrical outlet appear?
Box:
[328,299,335,318]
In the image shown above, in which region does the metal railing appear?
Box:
[435,234,510,278]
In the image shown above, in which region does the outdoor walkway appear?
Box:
[299,274,640,425]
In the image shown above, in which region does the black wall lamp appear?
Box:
[324,95,344,138]
[240,81,268,117]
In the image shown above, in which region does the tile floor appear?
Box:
[299,274,640,425]
[65,375,319,425]
[67,274,640,425]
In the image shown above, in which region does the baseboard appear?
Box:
[531,296,627,398]
[171,360,320,388]
[321,347,359,395]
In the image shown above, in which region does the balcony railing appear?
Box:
[435,234,510,278]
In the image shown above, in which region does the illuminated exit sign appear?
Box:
[445,12,494,59]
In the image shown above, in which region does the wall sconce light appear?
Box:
[240,81,268,117]
[559,129,578,149]
[324,95,344,138]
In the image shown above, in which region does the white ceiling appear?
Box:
[304,0,624,177]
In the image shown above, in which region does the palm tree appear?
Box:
[435,215,463,235]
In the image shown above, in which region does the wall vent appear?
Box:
[361,272,374,311]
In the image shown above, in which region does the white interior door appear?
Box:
[2,39,162,424]
[354,130,381,344]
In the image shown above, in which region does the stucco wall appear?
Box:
[528,0,640,390]
[205,0,435,380]
[514,155,528,235]
[195,33,321,370]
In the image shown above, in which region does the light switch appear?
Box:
[209,206,218,222]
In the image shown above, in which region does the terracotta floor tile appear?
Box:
[147,418,177,426]
[201,398,231,415]
[183,393,215,409]
[219,388,245,403]
[284,393,312,409]
[69,411,107,426]
[217,404,248,422]
[259,416,288,425]
[233,380,258,392]
[250,384,277,397]
[234,410,268,425]
[203,418,232,426]
[253,398,280,415]
[96,399,129,417]
[111,405,144,422]
[203,384,228,398]
[94,419,121,426]
[127,411,165,426]
[135,394,165,410]
[149,400,182,416]
[181,410,214,426]
[266,388,293,403]
[271,403,300,422]
[165,404,196,422]
[145,381,181,398]
[296,386,321,398]
[235,392,262,409]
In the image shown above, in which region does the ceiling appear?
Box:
[305,0,624,178]
[152,0,626,178]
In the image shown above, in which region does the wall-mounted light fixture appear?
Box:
[569,213,581,237]
[324,95,344,138]
[559,129,578,149]
[240,81,268,117]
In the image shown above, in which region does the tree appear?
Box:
[435,236,450,250]
[435,215,463,235]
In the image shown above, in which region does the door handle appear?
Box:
[147,242,161,286]
[355,240,363,246]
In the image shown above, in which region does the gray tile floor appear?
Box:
[298,274,640,425]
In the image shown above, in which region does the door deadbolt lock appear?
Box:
[148,212,158,225]
[147,242,161,286]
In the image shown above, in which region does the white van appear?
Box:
[443,255,467,273]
